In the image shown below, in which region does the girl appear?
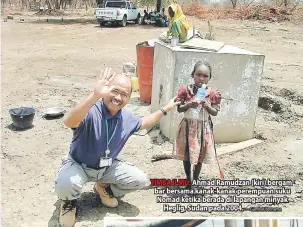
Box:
[174,61,224,183]
[166,3,191,43]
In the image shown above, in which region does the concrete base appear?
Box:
[151,41,265,143]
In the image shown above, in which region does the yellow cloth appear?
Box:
[167,3,191,39]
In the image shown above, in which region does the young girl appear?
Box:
[174,61,224,183]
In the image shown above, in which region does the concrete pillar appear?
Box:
[224,220,237,227]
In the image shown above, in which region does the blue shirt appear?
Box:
[69,100,142,168]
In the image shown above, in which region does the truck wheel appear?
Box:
[119,15,127,27]
[100,22,106,26]
[135,14,141,24]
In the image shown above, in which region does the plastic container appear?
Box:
[136,44,154,103]
[197,85,207,99]
[191,84,207,117]
[9,107,35,129]
[131,77,139,92]
[170,36,179,47]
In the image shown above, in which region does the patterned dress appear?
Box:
[174,84,222,167]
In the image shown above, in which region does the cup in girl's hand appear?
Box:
[195,84,207,105]
[197,84,207,100]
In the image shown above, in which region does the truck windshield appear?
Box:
[106,1,126,8]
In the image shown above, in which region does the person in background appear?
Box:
[160,7,166,19]
[142,9,150,25]
[166,3,191,43]
[174,61,224,186]
[155,8,167,27]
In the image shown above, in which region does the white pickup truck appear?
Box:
[95,0,141,27]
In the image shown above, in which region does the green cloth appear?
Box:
[171,18,187,42]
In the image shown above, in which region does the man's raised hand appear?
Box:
[94,67,116,98]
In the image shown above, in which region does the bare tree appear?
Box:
[46,0,52,9]
[2,0,159,10]
[139,0,156,10]
[156,0,161,12]
[55,0,60,9]
[230,0,237,9]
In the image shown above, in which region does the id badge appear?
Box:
[99,157,112,168]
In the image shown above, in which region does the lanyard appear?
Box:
[105,119,119,151]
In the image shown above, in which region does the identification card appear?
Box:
[99,157,112,168]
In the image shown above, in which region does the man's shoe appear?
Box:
[93,182,118,208]
[59,200,77,227]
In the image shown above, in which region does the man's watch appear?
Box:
[160,108,167,115]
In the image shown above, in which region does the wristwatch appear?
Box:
[160,108,167,115]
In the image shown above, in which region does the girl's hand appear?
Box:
[186,100,199,109]
[201,99,211,109]
[201,99,218,116]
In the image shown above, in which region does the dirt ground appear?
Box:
[1,12,303,227]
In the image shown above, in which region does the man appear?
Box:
[155,9,166,27]
[54,68,180,227]
[160,7,166,19]
[141,10,150,25]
